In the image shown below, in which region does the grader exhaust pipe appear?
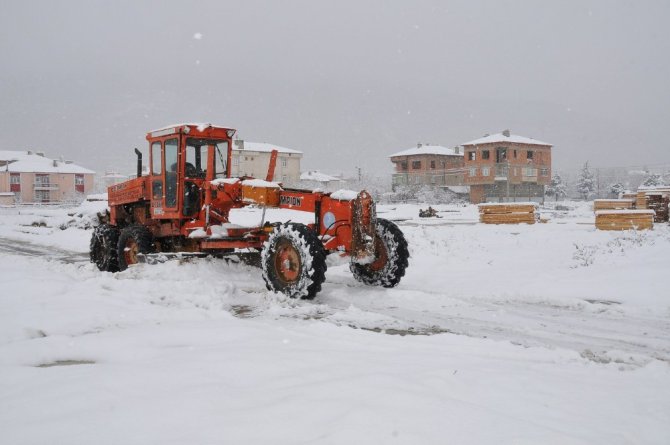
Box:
[134,148,142,178]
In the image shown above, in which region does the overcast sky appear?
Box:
[1,0,669,177]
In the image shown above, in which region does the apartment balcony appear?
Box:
[392,173,409,185]
[494,164,509,181]
[33,183,59,190]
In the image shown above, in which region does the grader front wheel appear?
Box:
[117,224,155,270]
[90,224,120,272]
[261,223,327,300]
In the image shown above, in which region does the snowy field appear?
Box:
[1,200,669,444]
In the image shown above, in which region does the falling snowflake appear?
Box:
[193,32,203,40]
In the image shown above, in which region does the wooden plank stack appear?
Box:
[646,194,669,222]
[593,199,635,211]
[479,202,537,224]
[595,210,655,231]
[636,191,649,209]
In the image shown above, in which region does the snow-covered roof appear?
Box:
[0,150,95,174]
[235,142,302,155]
[390,144,463,158]
[462,132,551,147]
[300,170,342,182]
[149,123,232,133]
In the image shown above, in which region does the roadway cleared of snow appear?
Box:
[0,201,669,444]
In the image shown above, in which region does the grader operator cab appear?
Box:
[90,123,409,299]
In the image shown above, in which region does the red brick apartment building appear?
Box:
[462,130,552,203]
[390,143,464,190]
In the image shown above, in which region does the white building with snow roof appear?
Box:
[389,143,465,190]
[0,150,95,204]
[231,140,302,184]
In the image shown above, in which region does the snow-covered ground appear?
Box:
[1,200,669,444]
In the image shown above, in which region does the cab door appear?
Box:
[150,141,164,217]
[149,137,180,218]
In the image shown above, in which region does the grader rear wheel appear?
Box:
[261,223,327,300]
[350,218,409,287]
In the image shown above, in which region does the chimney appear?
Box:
[417,142,422,148]
[65,160,73,164]
[27,150,33,155]
[454,146,460,154]
[234,139,244,150]
[502,129,511,137]
[36,151,45,157]
[53,160,58,167]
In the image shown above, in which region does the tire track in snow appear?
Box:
[0,236,89,264]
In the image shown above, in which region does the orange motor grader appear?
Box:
[90,123,408,299]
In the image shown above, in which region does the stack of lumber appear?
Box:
[593,199,635,211]
[636,191,648,209]
[646,194,669,222]
[595,210,654,231]
[479,202,537,224]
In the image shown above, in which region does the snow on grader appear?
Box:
[90,123,409,299]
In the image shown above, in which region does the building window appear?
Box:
[282,175,287,182]
[35,174,49,185]
[412,161,421,169]
[524,167,537,176]
[527,150,534,160]
[430,160,436,169]
[540,168,549,176]
[399,161,407,171]
[482,167,490,176]
[496,147,507,162]
[233,157,239,166]
[35,190,49,203]
[469,167,477,177]
[75,174,85,193]
[281,158,287,167]
[468,151,476,161]
[10,173,20,192]
[514,150,517,159]
[482,150,490,160]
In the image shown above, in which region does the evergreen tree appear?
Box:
[576,162,596,200]
[609,182,625,198]
[546,173,568,201]
[642,172,664,188]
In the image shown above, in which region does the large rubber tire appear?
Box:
[261,223,327,300]
[90,224,120,272]
[117,224,155,271]
[350,218,409,288]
